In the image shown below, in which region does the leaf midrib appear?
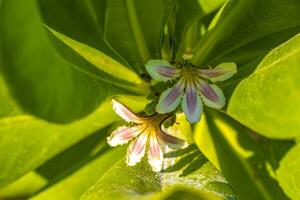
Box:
[125,0,151,63]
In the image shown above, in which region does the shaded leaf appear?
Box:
[102,0,174,71]
[0,0,139,123]
[192,0,300,66]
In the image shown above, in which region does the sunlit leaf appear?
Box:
[194,110,288,200]
[80,146,235,200]
[192,0,300,66]
[228,34,300,138]
[277,143,300,200]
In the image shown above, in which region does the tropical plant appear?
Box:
[0,0,300,199]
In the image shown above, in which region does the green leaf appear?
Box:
[0,127,126,200]
[227,34,300,139]
[198,0,227,14]
[0,64,146,187]
[0,172,47,199]
[0,0,141,123]
[277,143,300,200]
[37,0,145,87]
[46,26,144,87]
[80,146,235,200]
[0,95,145,187]
[150,186,223,200]
[192,0,300,66]
[193,110,288,200]
[172,0,227,61]
[31,147,126,200]
[100,0,174,72]
[172,0,204,60]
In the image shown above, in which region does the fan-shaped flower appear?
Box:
[107,99,185,172]
[145,60,237,123]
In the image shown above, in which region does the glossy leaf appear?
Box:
[194,110,288,200]
[38,0,146,86]
[192,0,300,66]
[0,96,145,187]
[0,0,141,123]
[102,0,174,72]
[80,146,235,200]
[31,147,126,200]
[0,128,126,200]
[277,143,300,200]
[0,65,146,187]
[228,34,300,139]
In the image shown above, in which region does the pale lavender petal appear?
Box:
[148,134,163,172]
[145,60,181,81]
[126,132,148,166]
[112,99,143,123]
[156,79,185,113]
[198,63,237,82]
[107,125,144,147]
[197,80,225,109]
[181,82,203,123]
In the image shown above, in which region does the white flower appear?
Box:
[107,99,185,172]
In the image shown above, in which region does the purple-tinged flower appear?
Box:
[107,99,185,172]
[145,60,237,123]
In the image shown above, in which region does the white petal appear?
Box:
[148,134,163,172]
[198,62,237,82]
[145,59,181,82]
[197,80,225,109]
[107,125,143,147]
[126,132,148,166]
[112,99,143,123]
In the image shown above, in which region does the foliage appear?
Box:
[0,0,300,199]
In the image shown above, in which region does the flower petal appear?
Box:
[126,132,148,166]
[112,99,143,123]
[145,60,181,81]
[156,79,185,113]
[148,134,163,172]
[181,82,203,123]
[197,80,225,109]
[107,125,144,147]
[198,62,237,82]
[157,128,185,145]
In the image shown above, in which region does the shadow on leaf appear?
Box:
[162,144,208,177]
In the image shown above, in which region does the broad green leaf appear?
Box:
[31,147,126,200]
[277,143,300,200]
[227,34,300,139]
[172,0,204,61]
[172,0,226,61]
[38,0,145,87]
[194,110,288,200]
[0,73,21,119]
[102,0,173,72]
[150,186,223,200]
[0,128,125,200]
[46,27,144,87]
[0,172,47,199]
[192,0,300,66]
[0,0,141,123]
[198,0,227,14]
[80,146,235,200]
[0,95,145,187]
[0,66,146,187]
